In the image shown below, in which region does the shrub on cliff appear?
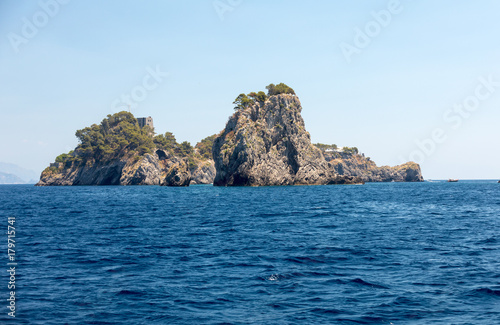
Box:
[266,83,295,96]
[233,84,295,110]
[154,133,195,159]
[233,93,254,110]
[195,134,217,160]
[248,91,268,103]
[314,143,338,151]
[176,141,194,157]
[342,147,359,155]
[153,132,177,152]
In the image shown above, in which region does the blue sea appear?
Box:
[0,181,499,324]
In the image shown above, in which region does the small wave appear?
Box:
[73,301,92,307]
[317,224,338,229]
[108,225,137,230]
[325,278,346,285]
[412,282,447,287]
[470,287,500,297]
[26,242,42,246]
[77,259,99,264]
[305,271,330,277]
[310,307,342,315]
[476,237,497,245]
[350,278,389,289]
[116,290,142,296]
[266,274,284,281]
[285,256,325,264]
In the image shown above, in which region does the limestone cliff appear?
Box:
[190,160,216,185]
[212,94,363,186]
[324,151,423,182]
[36,150,194,186]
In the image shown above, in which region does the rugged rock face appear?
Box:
[37,148,217,186]
[35,163,79,186]
[324,151,423,182]
[38,150,184,186]
[190,160,216,185]
[163,159,191,186]
[212,94,363,186]
[120,153,163,185]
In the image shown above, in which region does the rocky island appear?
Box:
[37,83,423,186]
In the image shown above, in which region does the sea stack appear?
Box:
[212,89,363,186]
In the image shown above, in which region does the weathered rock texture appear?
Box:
[37,150,217,186]
[190,160,216,185]
[163,159,191,186]
[212,94,364,186]
[324,151,423,182]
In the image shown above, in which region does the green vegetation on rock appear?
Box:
[51,111,215,172]
[266,83,295,96]
[248,91,267,102]
[233,93,254,110]
[65,111,155,164]
[153,131,177,152]
[342,147,359,155]
[314,143,338,151]
[232,83,295,110]
[195,134,217,159]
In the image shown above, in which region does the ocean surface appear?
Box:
[0,181,499,324]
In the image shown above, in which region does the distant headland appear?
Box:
[36,83,423,186]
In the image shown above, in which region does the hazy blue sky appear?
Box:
[1,0,499,179]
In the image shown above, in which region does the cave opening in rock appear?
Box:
[156,150,167,160]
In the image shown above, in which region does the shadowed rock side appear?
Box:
[37,150,216,186]
[212,94,363,186]
[164,159,191,186]
[324,151,423,182]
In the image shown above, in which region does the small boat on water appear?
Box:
[448,179,459,182]
[498,180,500,183]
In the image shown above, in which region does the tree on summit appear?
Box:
[233,83,294,111]
[248,91,267,103]
[233,93,254,110]
[266,83,295,96]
